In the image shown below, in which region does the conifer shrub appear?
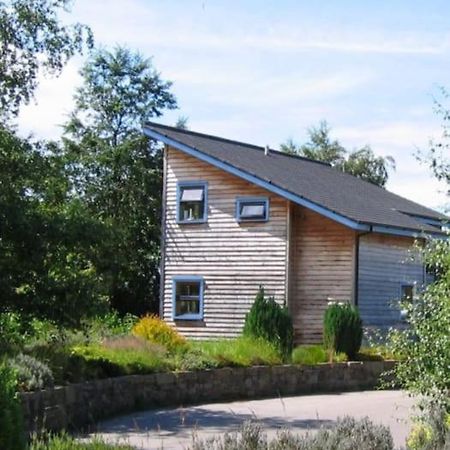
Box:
[243,287,293,358]
[0,364,26,450]
[132,314,187,352]
[323,302,362,360]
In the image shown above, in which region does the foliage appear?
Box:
[132,314,187,352]
[8,353,54,391]
[243,287,294,358]
[323,302,362,360]
[406,406,450,450]
[291,344,346,365]
[280,121,395,187]
[188,417,394,450]
[72,339,168,376]
[0,364,26,450]
[63,46,177,315]
[0,125,111,326]
[0,312,25,354]
[418,87,450,196]
[191,337,282,368]
[30,432,134,449]
[80,313,139,342]
[0,0,93,119]
[388,238,450,412]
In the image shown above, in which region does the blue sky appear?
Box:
[17,0,450,210]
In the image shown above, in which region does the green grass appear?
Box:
[190,337,283,367]
[71,343,169,375]
[291,345,347,365]
[357,345,398,361]
[30,433,133,449]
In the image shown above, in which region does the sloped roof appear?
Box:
[144,122,449,237]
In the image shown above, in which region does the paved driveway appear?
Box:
[88,390,415,449]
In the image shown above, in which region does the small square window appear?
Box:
[173,277,204,320]
[236,197,269,222]
[177,182,207,223]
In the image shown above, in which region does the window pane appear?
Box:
[240,202,265,218]
[177,281,200,297]
[401,285,413,302]
[175,281,201,317]
[181,187,204,202]
[180,201,204,221]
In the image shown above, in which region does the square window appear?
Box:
[177,182,207,223]
[236,197,269,222]
[173,277,204,320]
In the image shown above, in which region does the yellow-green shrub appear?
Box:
[132,315,186,352]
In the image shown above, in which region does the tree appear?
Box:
[0,125,109,324]
[63,46,177,316]
[419,87,450,199]
[280,121,395,187]
[0,0,93,119]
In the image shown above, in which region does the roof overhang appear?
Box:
[144,125,448,240]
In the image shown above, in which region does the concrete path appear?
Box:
[87,390,415,449]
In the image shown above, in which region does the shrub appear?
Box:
[0,312,25,354]
[323,302,362,360]
[243,287,293,358]
[72,341,168,376]
[191,337,282,367]
[132,314,186,352]
[188,417,394,450]
[0,364,26,450]
[292,345,327,365]
[8,354,54,391]
[406,406,450,450]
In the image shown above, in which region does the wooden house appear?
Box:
[144,122,448,343]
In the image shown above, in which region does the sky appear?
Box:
[17,0,450,211]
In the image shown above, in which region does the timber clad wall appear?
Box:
[163,147,288,338]
[289,206,355,344]
[358,234,424,328]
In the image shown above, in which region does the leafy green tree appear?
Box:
[280,121,395,187]
[388,239,450,413]
[0,0,93,119]
[63,46,177,315]
[419,88,450,199]
[0,125,109,324]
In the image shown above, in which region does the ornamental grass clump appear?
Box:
[323,301,362,360]
[243,286,293,359]
[132,314,187,352]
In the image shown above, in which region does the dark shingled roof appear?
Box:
[144,122,448,235]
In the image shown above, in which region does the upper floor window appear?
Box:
[236,197,269,222]
[177,181,207,224]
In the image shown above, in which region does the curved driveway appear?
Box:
[88,390,415,449]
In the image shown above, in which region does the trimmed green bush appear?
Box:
[323,302,362,360]
[243,287,293,358]
[0,364,26,450]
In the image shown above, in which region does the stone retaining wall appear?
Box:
[20,361,394,434]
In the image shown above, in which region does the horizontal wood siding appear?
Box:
[358,234,424,328]
[163,147,288,339]
[290,206,355,344]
